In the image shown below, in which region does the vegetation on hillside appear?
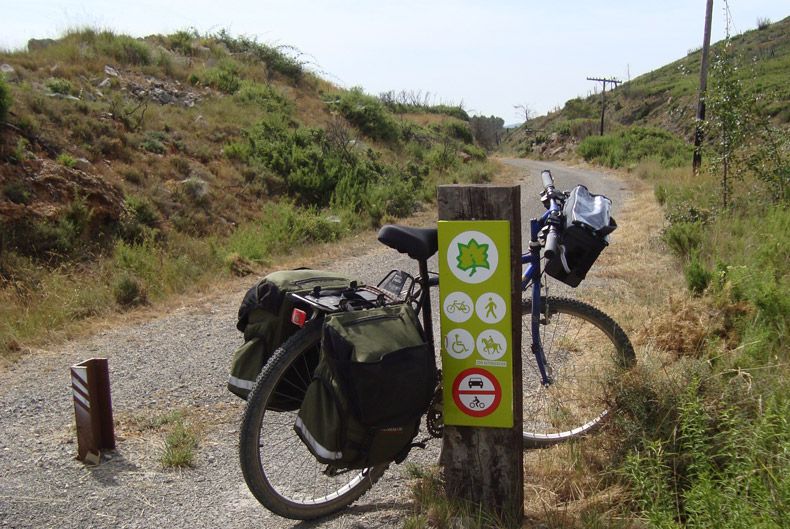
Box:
[504,16,790,155]
[0,28,492,356]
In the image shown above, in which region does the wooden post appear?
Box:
[693,0,714,175]
[437,185,523,525]
[587,77,622,136]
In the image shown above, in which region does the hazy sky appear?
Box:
[1,1,787,121]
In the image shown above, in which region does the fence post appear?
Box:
[437,184,523,524]
[71,358,115,464]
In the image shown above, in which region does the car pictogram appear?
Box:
[468,377,484,389]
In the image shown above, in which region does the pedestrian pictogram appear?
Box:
[475,292,505,324]
[452,368,501,417]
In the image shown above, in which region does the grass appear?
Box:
[160,413,198,468]
[608,160,790,527]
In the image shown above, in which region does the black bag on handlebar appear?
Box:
[545,185,617,287]
[295,303,436,469]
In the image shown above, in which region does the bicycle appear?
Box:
[238,169,635,519]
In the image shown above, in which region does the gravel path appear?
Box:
[0,160,629,529]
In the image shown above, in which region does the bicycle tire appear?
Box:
[239,319,388,520]
[521,296,635,447]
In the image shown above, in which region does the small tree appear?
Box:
[513,103,532,124]
[705,39,789,206]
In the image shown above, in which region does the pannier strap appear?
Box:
[377,225,438,260]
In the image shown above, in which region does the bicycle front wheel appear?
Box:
[521,297,635,447]
[239,319,388,520]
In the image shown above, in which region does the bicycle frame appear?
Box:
[523,209,554,386]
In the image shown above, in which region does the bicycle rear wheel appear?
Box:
[521,296,635,447]
[239,319,388,520]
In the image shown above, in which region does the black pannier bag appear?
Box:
[295,303,436,469]
[545,185,617,287]
[228,269,357,404]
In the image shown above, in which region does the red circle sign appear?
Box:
[452,368,501,417]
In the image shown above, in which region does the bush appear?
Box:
[329,87,401,142]
[662,221,703,258]
[45,78,74,96]
[0,77,11,122]
[200,61,242,94]
[685,256,712,294]
[113,273,147,307]
[215,30,303,82]
[578,127,692,168]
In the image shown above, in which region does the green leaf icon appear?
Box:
[456,238,490,277]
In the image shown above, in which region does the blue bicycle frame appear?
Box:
[522,208,557,387]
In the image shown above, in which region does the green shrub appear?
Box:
[234,81,291,113]
[45,77,74,96]
[662,221,703,258]
[113,273,147,307]
[0,77,10,122]
[685,255,712,294]
[3,181,31,204]
[201,61,242,94]
[577,127,692,168]
[56,153,77,167]
[215,30,303,81]
[329,87,401,142]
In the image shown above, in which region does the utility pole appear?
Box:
[587,77,621,136]
[693,0,714,175]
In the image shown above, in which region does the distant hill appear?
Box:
[504,15,789,153]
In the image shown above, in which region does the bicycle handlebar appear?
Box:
[541,170,561,259]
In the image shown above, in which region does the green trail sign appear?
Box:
[438,220,513,428]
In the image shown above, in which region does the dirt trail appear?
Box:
[0,160,635,529]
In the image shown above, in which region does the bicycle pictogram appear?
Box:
[446,300,470,314]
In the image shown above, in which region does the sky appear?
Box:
[1,0,788,122]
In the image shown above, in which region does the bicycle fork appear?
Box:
[525,216,554,387]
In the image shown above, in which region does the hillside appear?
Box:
[504,15,790,155]
[0,29,489,355]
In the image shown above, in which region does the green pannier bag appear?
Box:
[228,269,357,404]
[295,303,436,469]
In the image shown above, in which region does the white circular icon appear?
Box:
[475,292,506,324]
[447,230,499,284]
[444,328,475,359]
[476,329,507,360]
[443,291,474,323]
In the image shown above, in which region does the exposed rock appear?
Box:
[0,159,125,229]
[104,65,119,77]
[73,158,92,172]
[97,77,111,88]
[0,63,16,81]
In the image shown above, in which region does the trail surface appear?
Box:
[0,160,628,529]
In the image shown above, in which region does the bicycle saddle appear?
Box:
[377,225,438,260]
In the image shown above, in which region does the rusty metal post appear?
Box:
[71,358,115,464]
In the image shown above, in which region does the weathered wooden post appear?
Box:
[437,185,523,524]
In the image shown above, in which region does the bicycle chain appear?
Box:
[426,382,443,438]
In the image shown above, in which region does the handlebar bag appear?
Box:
[545,185,617,287]
[228,269,357,404]
[295,303,436,469]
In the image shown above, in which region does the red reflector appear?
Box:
[291,309,307,327]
